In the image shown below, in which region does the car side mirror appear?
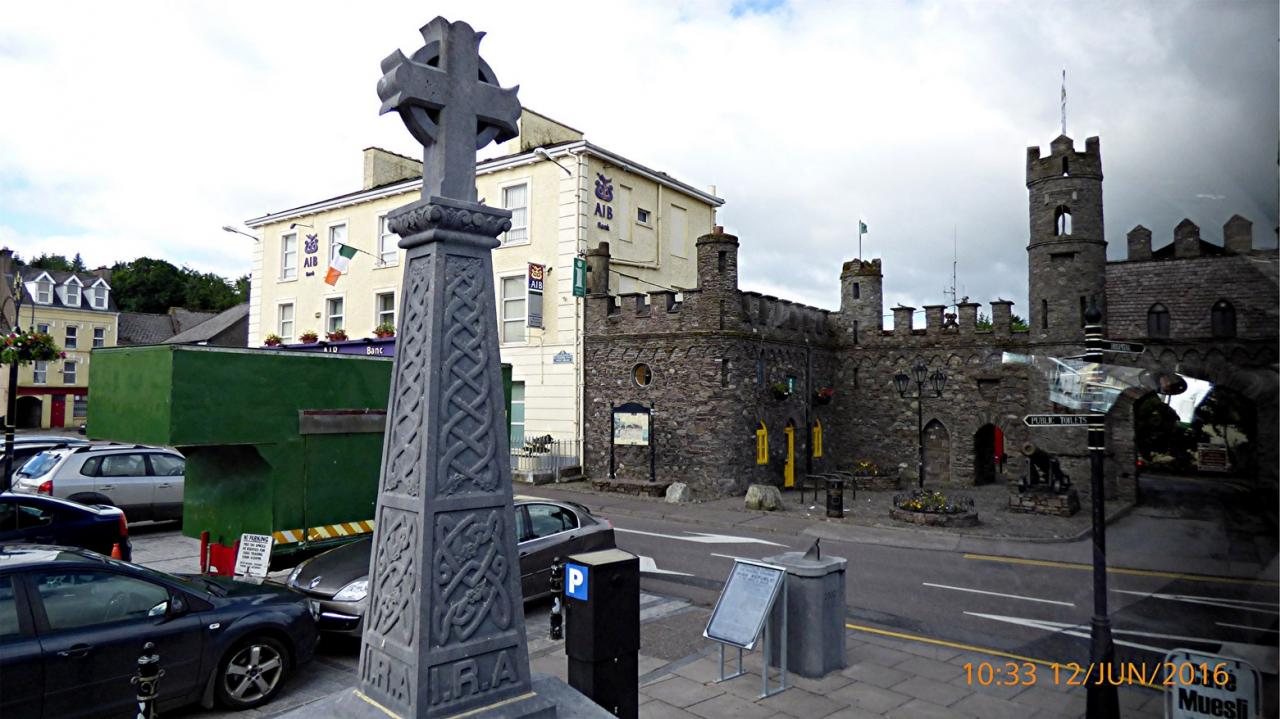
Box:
[168,594,188,617]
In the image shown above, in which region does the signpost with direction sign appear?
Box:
[1024,414,1104,427]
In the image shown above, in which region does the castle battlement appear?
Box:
[867,299,1026,344]
[1120,214,1264,261]
[1026,135,1101,185]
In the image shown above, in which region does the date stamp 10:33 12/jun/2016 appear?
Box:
[962,660,1238,689]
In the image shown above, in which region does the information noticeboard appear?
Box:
[234,533,274,580]
[704,560,786,650]
[613,411,650,446]
[1164,648,1260,719]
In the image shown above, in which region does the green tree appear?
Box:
[975,312,1029,331]
[1135,394,1196,469]
[181,268,241,311]
[71,253,86,272]
[109,258,186,313]
[26,253,75,272]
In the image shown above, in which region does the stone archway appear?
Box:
[15,396,42,429]
[973,424,1003,485]
[923,419,951,485]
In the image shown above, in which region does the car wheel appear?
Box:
[215,636,290,710]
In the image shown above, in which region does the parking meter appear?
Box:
[563,549,639,718]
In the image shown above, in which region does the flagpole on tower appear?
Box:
[1061,68,1067,137]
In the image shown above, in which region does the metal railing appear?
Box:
[510,434,581,476]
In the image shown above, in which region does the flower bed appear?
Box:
[850,460,900,491]
[889,489,979,527]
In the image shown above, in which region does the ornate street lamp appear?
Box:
[895,361,946,489]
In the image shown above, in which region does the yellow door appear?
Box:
[784,425,795,488]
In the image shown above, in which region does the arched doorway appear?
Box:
[783,420,796,488]
[973,424,1004,485]
[16,396,42,429]
[923,419,951,485]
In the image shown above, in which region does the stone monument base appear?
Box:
[276,674,612,719]
[1007,487,1080,517]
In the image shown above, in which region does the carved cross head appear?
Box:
[377,17,521,201]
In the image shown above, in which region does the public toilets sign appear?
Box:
[1164,648,1260,718]
[565,562,588,601]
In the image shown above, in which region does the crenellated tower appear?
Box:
[1026,135,1107,345]
[839,258,883,345]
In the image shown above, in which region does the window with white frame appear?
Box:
[326,297,344,334]
[93,327,106,348]
[376,292,396,328]
[64,325,77,350]
[64,282,81,307]
[637,207,651,225]
[669,205,688,258]
[35,279,52,304]
[277,303,295,340]
[36,323,49,335]
[90,283,109,309]
[500,276,526,343]
[63,360,77,384]
[378,216,398,266]
[280,233,298,280]
[328,223,348,263]
[500,183,528,245]
[33,361,47,384]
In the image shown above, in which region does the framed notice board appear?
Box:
[703,559,786,650]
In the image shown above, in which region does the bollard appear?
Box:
[825,477,845,518]
[131,641,164,719]
[564,549,639,718]
[549,557,564,641]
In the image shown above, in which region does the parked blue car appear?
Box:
[0,545,318,718]
[0,493,131,561]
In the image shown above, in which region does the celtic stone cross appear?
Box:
[348,16,554,719]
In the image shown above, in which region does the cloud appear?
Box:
[0,0,1275,318]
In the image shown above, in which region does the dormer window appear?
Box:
[88,281,110,310]
[35,279,53,304]
[64,283,81,307]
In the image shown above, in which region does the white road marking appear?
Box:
[921,582,1075,607]
[962,612,1206,654]
[1216,622,1279,634]
[1114,589,1279,615]
[615,527,786,546]
[710,552,755,562]
[637,555,692,577]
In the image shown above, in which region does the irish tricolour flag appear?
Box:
[325,245,357,285]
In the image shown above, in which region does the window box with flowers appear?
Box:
[263,334,283,347]
[373,322,395,339]
[299,330,319,344]
[326,329,349,342]
[850,459,901,491]
[1,329,65,366]
[813,386,835,406]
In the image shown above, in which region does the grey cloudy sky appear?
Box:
[1,1,1275,324]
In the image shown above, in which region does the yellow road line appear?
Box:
[845,623,1162,691]
[962,553,1278,586]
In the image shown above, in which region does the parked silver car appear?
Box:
[10,444,186,522]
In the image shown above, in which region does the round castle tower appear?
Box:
[1026,135,1107,345]
[839,258,882,344]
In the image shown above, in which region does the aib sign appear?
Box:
[594,173,613,231]
[565,563,588,601]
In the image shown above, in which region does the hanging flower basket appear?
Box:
[263,334,283,347]
[373,322,395,339]
[326,329,349,342]
[299,330,319,344]
[813,386,835,405]
[1,329,64,365]
[769,381,791,400]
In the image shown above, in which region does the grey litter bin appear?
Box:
[825,477,845,518]
[764,549,848,678]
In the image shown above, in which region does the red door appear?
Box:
[50,395,65,427]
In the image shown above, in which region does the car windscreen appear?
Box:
[15,450,66,478]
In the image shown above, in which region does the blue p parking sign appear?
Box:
[565,562,588,601]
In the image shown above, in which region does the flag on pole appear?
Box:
[859,220,868,235]
[325,244,357,285]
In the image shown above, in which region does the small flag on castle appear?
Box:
[858,220,869,259]
[325,244,358,285]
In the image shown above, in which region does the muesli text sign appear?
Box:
[1164,648,1259,719]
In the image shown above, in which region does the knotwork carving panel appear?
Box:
[438,255,499,495]
[432,509,512,647]
[384,257,432,497]
[367,506,418,646]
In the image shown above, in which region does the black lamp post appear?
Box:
[894,362,946,489]
[2,272,25,493]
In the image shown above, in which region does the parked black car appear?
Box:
[288,498,615,636]
[0,493,132,561]
[0,545,318,718]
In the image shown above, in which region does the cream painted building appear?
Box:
[245,110,722,447]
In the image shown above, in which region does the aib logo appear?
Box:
[594,173,613,202]
[565,563,588,601]
[303,235,319,254]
